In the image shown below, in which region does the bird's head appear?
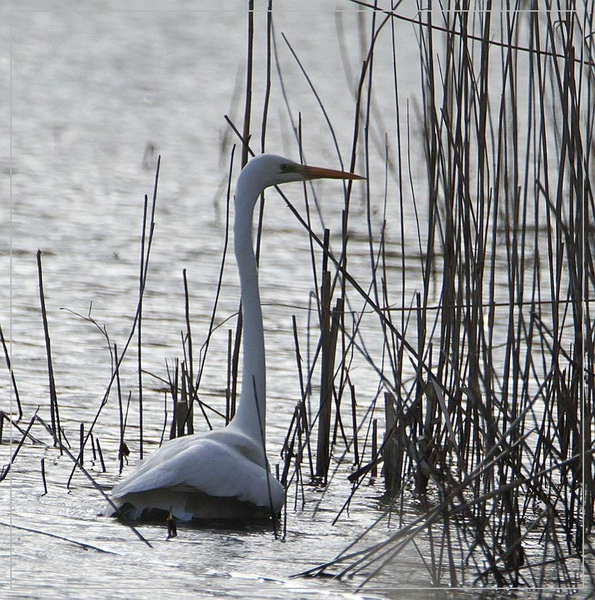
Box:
[237,154,364,195]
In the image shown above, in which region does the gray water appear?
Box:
[0,2,582,598]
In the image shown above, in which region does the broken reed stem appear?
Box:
[95,437,106,473]
[382,393,398,495]
[40,457,47,495]
[0,323,22,421]
[177,362,189,437]
[182,270,195,435]
[315,230,334,483]
[166,358,179,440]
[137,194,148,460]
[370,419,377,480]
[315,294,331,479]
[79,423,84,466]
[114,343,127,474]
[36,250,62,451]
[349,383,359,466]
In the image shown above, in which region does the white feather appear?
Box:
[106,155,361,522]
[110,426,284,518]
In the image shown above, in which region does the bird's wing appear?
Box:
[112,435,284,509]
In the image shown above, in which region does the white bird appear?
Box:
[108,154,363,522]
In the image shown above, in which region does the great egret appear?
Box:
[108,154,363,522]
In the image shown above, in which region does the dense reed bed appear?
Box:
[2,1,594,595]
[289,0,595,591]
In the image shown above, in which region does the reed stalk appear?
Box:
[36,250,62,451]
[0,324,22,422]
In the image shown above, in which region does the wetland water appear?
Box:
[0,2,589,597]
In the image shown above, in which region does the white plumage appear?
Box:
[110,425,284,520]
[107,154,363,522]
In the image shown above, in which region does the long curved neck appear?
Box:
[230,174,266,443]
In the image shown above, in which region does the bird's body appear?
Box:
[110,424,284,520]
[108,154,362,522]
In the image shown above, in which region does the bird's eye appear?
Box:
[280,163,288,172]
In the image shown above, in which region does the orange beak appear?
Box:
[296,164,365,181]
